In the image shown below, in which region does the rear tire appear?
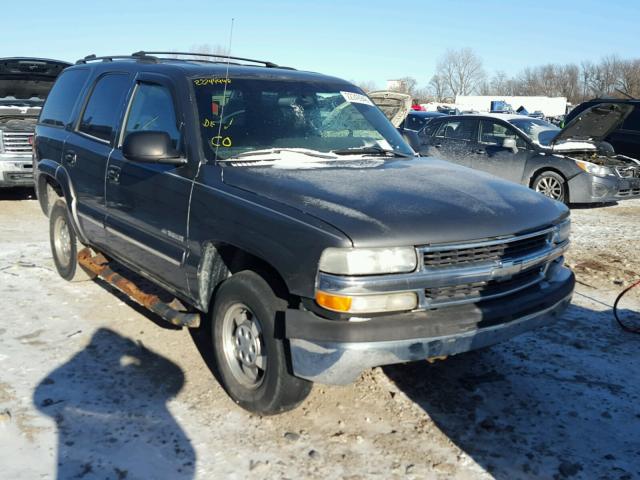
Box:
[210,270,312,414]
[49,200,92,282]
[532,171,568,203]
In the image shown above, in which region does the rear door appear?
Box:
[423,117,478,167]
[63,72,132,245]
[471,119,531,182]
[104,74,194,291]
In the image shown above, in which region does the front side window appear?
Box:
[508,118,558,146]
[78,73,131,142]
[435,119,476,141]
[192,77,413,162]
[479,120,526,148]
[123,83,181,149]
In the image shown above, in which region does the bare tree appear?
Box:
[617,59,640,98]
[388,77,418,96]
[354,80,379,93]
[435,48,485,97]
[428,74,449,102]
[187,43,230,60]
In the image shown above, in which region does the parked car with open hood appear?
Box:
[416,104,640,203]
[34,52,573,414]
[565,98,640,159]
[0,58,71,187]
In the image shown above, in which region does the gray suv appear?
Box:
[35,52,574,414]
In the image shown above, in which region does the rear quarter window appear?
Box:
[39,69,90,127]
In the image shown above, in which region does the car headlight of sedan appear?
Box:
[574,159,615,177]
[319,247,418,275]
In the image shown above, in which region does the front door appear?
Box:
[105,75,195,292]
[471,119,531,183]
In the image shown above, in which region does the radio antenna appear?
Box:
[215,17,235,162]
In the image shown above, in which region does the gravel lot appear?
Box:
[0,188,638,480]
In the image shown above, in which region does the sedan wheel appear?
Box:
[533,172,567,203]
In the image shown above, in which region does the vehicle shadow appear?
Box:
[0,186,35,201]
[384,304,639,479]
[34,328,195,479]
[569,201,618,210]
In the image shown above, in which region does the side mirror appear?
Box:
[123,131,186,165]
[502,137,518,154]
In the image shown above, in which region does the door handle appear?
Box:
[106,166,121,184]
[474,148,485,154]
[434,144,442,148]
[64,151,77,166]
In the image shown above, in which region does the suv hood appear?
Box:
[550,102,633,148]
[0,57,71,105]
[222,157,568,247]
[368,91,412,127]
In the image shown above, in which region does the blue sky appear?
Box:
[2,0,638,89]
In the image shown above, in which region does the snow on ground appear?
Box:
[0,189,639,480]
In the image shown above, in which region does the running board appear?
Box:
[77,248,201,328]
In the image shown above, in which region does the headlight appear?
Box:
[319,247,418,275]
[315,290,418,314]
[552,218,571,244]
[574,160,615,177]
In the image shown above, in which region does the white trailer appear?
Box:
[454,96,568,117]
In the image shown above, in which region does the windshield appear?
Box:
[192,77,414,162]
[508,118,560,146]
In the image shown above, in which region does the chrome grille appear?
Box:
[425,267,544,305]
[2,132,32,154]
[422,232,550,268]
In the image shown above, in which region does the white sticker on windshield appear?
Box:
[340,91,374,106]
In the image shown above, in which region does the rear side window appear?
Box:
[123,83,181,149]
[435,119,475,141]
[78,73,131,142]
[39,69,89,127]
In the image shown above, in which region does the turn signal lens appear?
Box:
[315,291,352,312]
[315,291,418,314]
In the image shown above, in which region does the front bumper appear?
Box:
[568,172,640,203]
[0,155,34,187]
[286,266,574,385]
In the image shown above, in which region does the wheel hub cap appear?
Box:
[221,303,266,388]
[536,177,563,200]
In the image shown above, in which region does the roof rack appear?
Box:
[132,51,286,68]
[76,53,159,65]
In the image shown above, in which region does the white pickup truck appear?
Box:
[0,58,70,187]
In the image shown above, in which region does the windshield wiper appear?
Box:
[331,145,413,158]
[218,147,339,162]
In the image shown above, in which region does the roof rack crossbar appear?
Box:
[132,51,281,68]
[76,53,159,65]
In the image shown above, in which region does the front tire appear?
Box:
[211,270,312,414]
[49,200,91,282]
[533,171,568,203]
